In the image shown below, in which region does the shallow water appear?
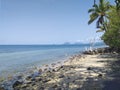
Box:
[0,44,105,77]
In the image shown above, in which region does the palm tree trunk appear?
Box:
[103,23,107,32]
[101,16,107,32]
[93,0,96,7]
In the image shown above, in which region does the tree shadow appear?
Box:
[12,53,120,90]
[102,56,120,90]
[40,54,120,90]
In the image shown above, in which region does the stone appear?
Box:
[42,79,50,83]
[16,75,23,80]
[26,75,32,80]
[0,86,4,90]
[38,69,42,73]
[52,84,58,88]
[21,84,28,88]
[25,81,32,84]
[58,74,64,78]
[83,51,91,55]
[13,81,22,88]
[38,87,44,90]
[33,85,38,90]
[31,78,35,81]
[98,74,102,77]
[44,68,48,71]
[113,51,117,54]
[52,69,55,72]
[87,67,92,70]
[56,87,62,90]
[35,77,42,82]
[32,82,36,86]
[76,88,81,90]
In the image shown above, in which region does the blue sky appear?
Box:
[0,0,114,44]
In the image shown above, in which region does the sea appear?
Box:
[0,43,105,78]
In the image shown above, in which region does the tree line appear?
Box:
[88,0,120,51]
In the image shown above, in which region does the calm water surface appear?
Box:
[0,44,105,77]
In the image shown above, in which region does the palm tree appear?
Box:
[88,0,111,31]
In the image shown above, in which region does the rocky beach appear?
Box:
[0,47,120,90]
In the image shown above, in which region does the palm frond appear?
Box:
[94,4,99,9]
[88,8,95,13]
[88,13,99,24]
[96,29,104,32]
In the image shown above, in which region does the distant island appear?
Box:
[62,41,105,46]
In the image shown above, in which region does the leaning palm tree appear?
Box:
[88,0,111,31]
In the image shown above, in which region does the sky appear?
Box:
[0,0,115,45]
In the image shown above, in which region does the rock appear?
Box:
[87,67,92,70]
[16,75,23,80]
[76,88,81,90]
[67,76,70,80]
[113,51,117,54]
[98,74,103,78]
[26,75,32,80]
[25,81,32,84]
[83,51,90,54]
[91,51,95,55]
[52,84,58,88]
[0,86,4,90]
[56,87,62,90]
[60,66,63,69]
[26,72,40,81]
[94,50,98,54]
[58,74,64,78]
[13,81,22,88]
[44,68,48,71]
[51,63,56,66]
[21,84,28,88]
[72,80,75,83]
[38,86,44,90]
[32,82,36,86]
[52,69,56,72]
[31,78,35,81]
[38,69,42,73]
[42,79,50,83]
[35,77,42,82]
[38,78,42,81]
[33,85,38,90]
[32,72,40,78]
[56,66,64,71]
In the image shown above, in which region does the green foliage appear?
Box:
[88,0,111,30]
[102,7,120,49]
[88,1,120,50]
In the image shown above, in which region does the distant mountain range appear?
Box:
[63,41,105,46]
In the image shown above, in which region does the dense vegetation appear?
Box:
[102,6,120,51]
[88,0,120,51]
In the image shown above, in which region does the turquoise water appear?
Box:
[0,44,105,77]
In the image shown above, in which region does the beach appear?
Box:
[1,47,120,90]
[1,0,120,89]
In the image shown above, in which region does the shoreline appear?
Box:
[0,45,84,80]
[0,47,120,90]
